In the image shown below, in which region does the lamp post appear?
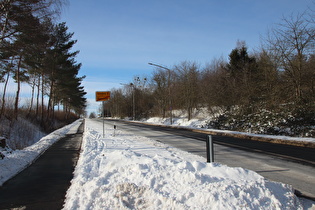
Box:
[120,82,135,120]
[148,62,173,125]
[121,76,148,121]
[130,83,135,121]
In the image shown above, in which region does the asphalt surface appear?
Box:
[0,122,83,210]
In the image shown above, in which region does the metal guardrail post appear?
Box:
[206,135,214,163]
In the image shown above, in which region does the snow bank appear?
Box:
[143,117,315,145]
[145,117,209,128]
[63,119,303,209]
[0,119,82,186]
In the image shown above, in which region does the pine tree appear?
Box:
[45,22,86,119]
[226,42,258,113]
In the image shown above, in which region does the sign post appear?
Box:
[96,91,111,137]
[102,101,105,137]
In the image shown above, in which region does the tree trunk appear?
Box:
[28,79,35,116]
[0,0,11,43]
[14,56,22,120]
[0,70,10,117]
[41,72,45,124]
[36,76,40,116]
[47,82,52,119]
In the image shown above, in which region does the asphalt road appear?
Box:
[0,122,83,210]
[104,119,315,200]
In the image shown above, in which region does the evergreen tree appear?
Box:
[226,42,258,113]
[46,22,86,118]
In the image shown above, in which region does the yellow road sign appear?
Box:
[96,91,110,101]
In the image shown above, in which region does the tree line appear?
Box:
[105,12,315,128]
[0,0,86,130]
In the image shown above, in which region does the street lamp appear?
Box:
[121,76,147,121]
[130,83,135,121]
[120,82,135,120]
[148,62,173,125]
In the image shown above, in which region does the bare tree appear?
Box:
[174,61,200,120]
[151,67,175,119]
[265,12,315,103]
[201,57,231,111]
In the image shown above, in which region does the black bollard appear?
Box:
[206,135,214,163]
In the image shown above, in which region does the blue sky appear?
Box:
[60,0,312,113]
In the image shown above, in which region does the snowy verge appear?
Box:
[0,119,83,186]
[140,117,315,148]
[63,119,305,209]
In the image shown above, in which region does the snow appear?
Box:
[1,118,314,209]
[143,117,315,144]
[63,119,307,209]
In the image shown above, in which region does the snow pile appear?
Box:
[145,108,211,128]
[145,117,209,128]
[0,119,82,186]
[63,119,303,209]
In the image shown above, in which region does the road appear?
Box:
[103,119,315,200]
[0,122,83,209]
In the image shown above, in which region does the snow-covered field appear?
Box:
[1,119,314,209]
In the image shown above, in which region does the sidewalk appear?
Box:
[0,122,83,210]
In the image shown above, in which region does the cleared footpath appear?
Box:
[0,122,83,210]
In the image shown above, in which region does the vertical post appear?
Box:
[148,63,172,125]
[168,69,172,125]
[113,124,116,137]
[102,101,105,138]
[206,135,214,163]
[133,85,135,120]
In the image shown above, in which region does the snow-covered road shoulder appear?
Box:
[63,119,305,209]
[142,117,315,148]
